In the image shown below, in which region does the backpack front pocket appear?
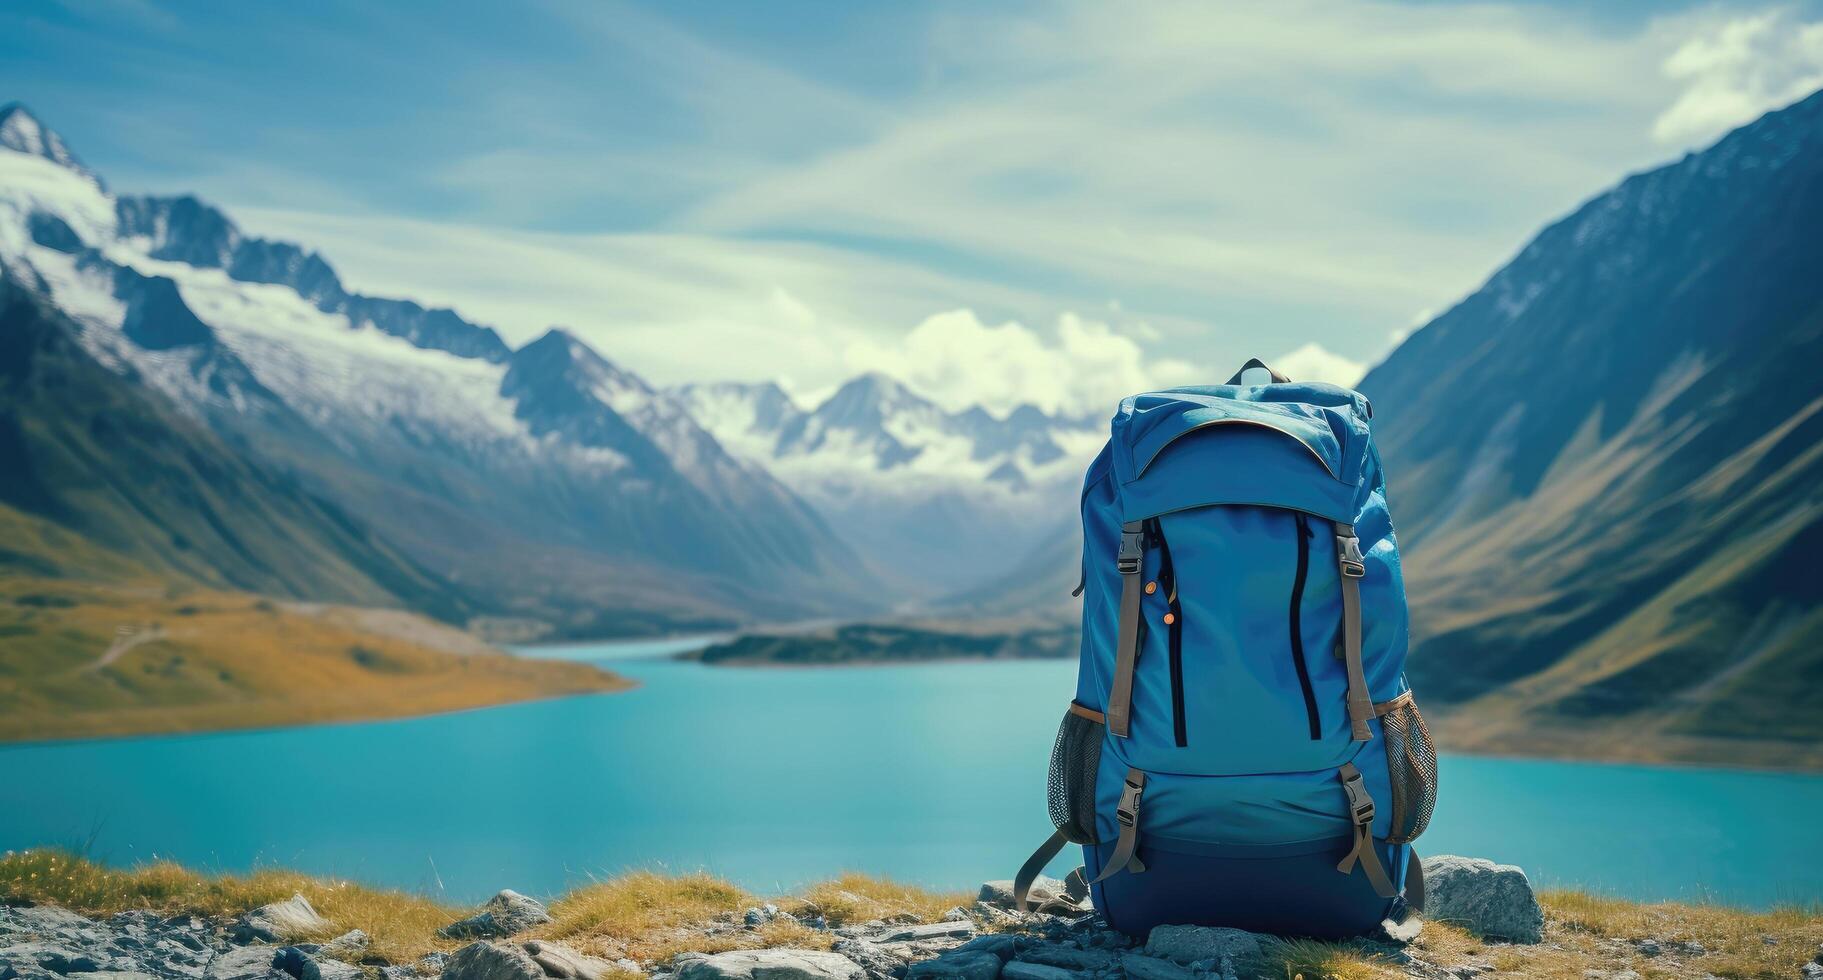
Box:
[1375,692,1437,843]
[1048,702,1106,844]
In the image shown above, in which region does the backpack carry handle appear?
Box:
[1225,357,1290,385]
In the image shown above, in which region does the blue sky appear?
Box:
[5,0,1822,412]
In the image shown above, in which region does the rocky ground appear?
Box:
[3,857,1819,980]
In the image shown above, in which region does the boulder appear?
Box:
[236,895,332,944]
[440,892,553,940]
[1142,926,1261,965]
[441,942,545,980]
[1422,856,1544,944]
[522,940,617,980]
[901,951,1002,980]
[675,949,864,980]
[1118,955,1192,980]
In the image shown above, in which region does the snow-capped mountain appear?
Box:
[0,103,874,636]
[674,373,1103,595]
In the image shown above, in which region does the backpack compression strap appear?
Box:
[1089,768,1148,884]
[1336,763,1397,897]
[1334,522,1374,741]
[1106,521,1146,738]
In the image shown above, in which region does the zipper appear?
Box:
[1290,513,1322,740]
[1149,518,1188,748]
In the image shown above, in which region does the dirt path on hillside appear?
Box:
[87,624,164,671]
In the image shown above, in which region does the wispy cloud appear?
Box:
[27,0,1818,407]
[1652,9,1823,145]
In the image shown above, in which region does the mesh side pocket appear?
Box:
[1047,704,1105,845]
[1379,695,1438,844]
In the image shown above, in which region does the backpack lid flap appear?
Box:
[1111,389,1364,523]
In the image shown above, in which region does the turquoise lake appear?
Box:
[2,636,1820,907]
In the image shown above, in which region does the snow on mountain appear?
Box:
[0,106,875,633]
[673,372,1104,596]
[0,104,96,183]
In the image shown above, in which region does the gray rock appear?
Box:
[316,931,369,960]
[1141,927,1261,966]
[0,941,109,976]
[998,964,1075,980]
[273,947,363,980]
[830,939,898,980]
[1422,856,1545,944]
[66,973,160,980]
[1016,945,1110,971]
[952,937,1017,963]
[1801,964,1823,980]
[206,945,284,980]
[236,896,331,944]
[1636,940,1662,958]
[976,880,1065,911]
[675,950,864,980]
[1117,955,1191,980]
[523,941,618,980]
[419,954,451,975]
[5,906,99,937]
[940,909,971,924]
[875,923,975,944]
[440,892,552,940]
[902,952,1002,980]
[441,942,545,980]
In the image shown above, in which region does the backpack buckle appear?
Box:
[1340,770,1376,825]
[1336,534,1366,578]
[1116,525,1145,576]
[1115,774,1145,827]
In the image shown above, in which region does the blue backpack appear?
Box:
[1013,360,1436,938]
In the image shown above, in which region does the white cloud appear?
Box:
[200,1,1823,406]
[1653,11,1823,146]
[1273,343,1367,388]
[844,310,1195,416]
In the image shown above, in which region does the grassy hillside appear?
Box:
[3,851,1819,980]
[0,576,630,742]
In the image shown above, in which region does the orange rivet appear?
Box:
[1144,581,1157,595]
[1163,612,1177,625]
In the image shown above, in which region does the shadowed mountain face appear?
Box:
[0,105,877,638]
[1360,90,1823,765]
[0,264,467,620]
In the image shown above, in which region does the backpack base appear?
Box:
[1088,836,1409,939]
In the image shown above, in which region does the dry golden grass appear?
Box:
[1259,936,1402,980]
[0,852,962,967]
[8,850,1820,979]
[0,579,630,742]
[787,872,973,927]
[0,849,457,963]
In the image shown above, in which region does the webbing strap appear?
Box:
[1106,521,1146,738]
[1090,768,1147,884]
[1011,829,1068,912]
[1334,522,1373,741]
[1404,850,1425,913]
[1336,763,1397,898]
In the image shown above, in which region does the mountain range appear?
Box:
[0,102,1100,636]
